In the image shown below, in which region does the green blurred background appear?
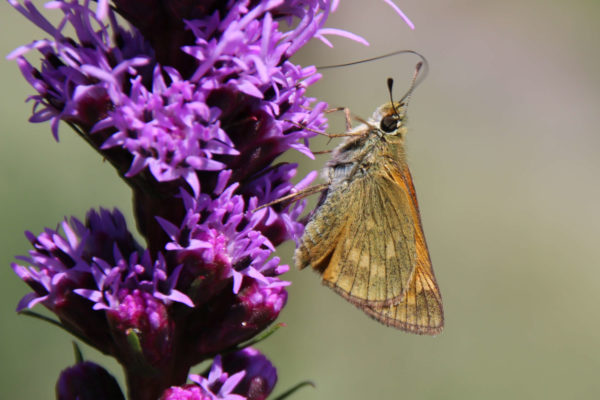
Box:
[2,0,600,398]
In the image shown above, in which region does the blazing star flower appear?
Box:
[7,0,375,398]
[8,0,414,397]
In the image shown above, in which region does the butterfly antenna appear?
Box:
[387,78,400,117]
[396,61,425,114]
[318,49,426,73]
[319,50,428,91]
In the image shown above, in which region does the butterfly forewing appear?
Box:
[330,171,418,306]
[296,143,419,308]
[361,164,444,334]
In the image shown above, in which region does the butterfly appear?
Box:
[294,65,443,335]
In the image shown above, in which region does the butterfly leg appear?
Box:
[286,106,370,139]
[312,149,333,155]
[285,120,359,138]
[324,106,353,132]
[253,183,329,212]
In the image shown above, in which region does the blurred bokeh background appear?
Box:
[2,0,600,398]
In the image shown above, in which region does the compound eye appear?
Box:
[380,115,398,133]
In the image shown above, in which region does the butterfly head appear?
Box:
[372,102,408,139]
[372,60,426,139]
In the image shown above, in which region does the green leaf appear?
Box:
[72,342,84,363]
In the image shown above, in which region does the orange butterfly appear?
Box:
[295,68,443,334]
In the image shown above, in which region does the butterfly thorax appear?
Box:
[326,102,408,185]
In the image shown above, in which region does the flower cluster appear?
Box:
[7,0,364,398]
[8,0,413,398]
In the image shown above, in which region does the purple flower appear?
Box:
[161,349,276,400]
[56,361,125,400]
[7,0,416,397]
[221,348,278,400]
[161,353,247,400]
[12,209,191,361]
[8,0,374,398]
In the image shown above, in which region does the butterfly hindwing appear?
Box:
[364,262,443,334]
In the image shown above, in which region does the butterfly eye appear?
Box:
[380,115,398,133]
